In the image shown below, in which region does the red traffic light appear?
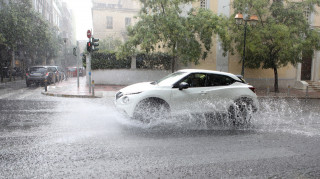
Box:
[87,42,92,52]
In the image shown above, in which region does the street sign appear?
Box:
[87,30,91,38]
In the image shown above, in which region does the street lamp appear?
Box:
[235,13,258,77]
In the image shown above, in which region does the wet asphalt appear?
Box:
[0,81,320,178]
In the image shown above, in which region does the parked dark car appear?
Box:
[26,66,54,87]
[49,66,65,82]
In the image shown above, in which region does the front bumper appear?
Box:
[114,91,142,118]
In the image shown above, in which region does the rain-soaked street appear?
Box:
[1,84,320,178]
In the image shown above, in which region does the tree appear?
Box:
[99,36,122,53]
[0,0,62,81]
[227,0,320,92]
[119,0,229,72]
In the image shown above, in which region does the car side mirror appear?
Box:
[179,82,189,90]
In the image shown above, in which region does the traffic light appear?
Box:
[87,42,92,52]
[92,37,99,52]
[82,54,86,68]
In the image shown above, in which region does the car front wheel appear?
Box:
[228,98,254,126]
[133,98,170,124]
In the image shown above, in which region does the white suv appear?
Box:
[115,69,258,124]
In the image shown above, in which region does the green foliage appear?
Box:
[91,52,131,70]
[99,36,122,53]
[0,0,62,66]
[226,0,320,92]
[136,52,172,70]
[0,33,5,46]
[91,52,173,70]
[82,54,87,68]
[119,0,229,71]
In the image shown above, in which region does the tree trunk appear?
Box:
[9,49,14,81]
[171,57,175,73]
[273,66,279,93]
[0,64,3,82]
[171,45,176,73]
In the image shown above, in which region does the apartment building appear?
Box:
[91,0,140,41]
[32,0,74,41]
[90,0,319,89]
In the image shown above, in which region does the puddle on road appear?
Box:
[116,98,320,137]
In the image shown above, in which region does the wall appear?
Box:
[92,0,140,41]
[92,69,171,85]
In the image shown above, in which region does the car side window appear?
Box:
[48,67,56,72]
[206,74,235,86]
[182,73,206,88]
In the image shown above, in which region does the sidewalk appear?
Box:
[41,77,320,99]
[41,77,125,98]
[256,87,320,99]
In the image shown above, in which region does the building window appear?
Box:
[304,6,311,24]
[200,0,207,9]
[107,16,113,29]
[125,17,131,27]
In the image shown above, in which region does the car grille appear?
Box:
[116,92,123,100]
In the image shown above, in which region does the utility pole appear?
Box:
[86,30,99,93]
[86,30,92,92]
[76,41,80,88]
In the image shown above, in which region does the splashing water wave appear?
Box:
[116,98,320,136]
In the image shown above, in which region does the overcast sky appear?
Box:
[65,0,93,40]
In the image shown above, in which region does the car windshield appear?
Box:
[30,67,46,73]
[154,72,188,86]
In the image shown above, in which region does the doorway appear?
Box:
[301,52,312,81]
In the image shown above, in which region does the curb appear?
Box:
[41,91,101,98]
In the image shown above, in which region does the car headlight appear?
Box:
[122,96,130,104]
[124,92,142,95]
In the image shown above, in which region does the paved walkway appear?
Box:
[41,77,124,98]
[40,77,320,99]
[256,87,320,99]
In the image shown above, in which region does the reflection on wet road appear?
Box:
[0,89,320,178]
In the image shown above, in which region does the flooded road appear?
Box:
[0,87,320,178]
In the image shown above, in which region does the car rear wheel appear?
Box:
[228,98,254,126]
[133,98,170,124]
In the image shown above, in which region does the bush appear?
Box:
[136,52,172,70]
[90,52,172,70]
[91,52,131,70]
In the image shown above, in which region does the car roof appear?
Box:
[177,69,241,80]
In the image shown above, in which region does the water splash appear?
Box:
[117,98,320,136]
[253,98,320,136]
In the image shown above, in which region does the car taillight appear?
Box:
[249,87,256,93]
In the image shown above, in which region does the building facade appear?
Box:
[30,0,75,67]
[90,0,320,89]
[91,0,140,41]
